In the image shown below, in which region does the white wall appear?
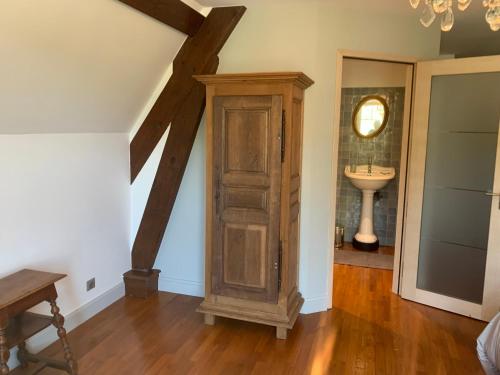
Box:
[135,1,442,313]
[0,133,131,315]
[342,59,408,88]
[131,123,206,297]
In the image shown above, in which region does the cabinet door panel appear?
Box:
[212,95,282,303]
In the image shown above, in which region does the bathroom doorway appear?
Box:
[328,50,416,305]
[329,52,500,321]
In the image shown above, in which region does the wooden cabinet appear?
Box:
[195,73,313,339]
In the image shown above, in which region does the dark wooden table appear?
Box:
[0,270,77,374]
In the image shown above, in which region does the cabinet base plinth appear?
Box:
[197,293,303,340]
[276,326,288,340]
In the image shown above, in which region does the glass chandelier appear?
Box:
[410,0,500,31]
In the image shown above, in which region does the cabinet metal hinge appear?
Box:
[278,240,283,290]
[281,110,286,163]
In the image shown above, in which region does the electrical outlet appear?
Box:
[86,278,95,292]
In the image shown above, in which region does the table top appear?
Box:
[0,269,66,310]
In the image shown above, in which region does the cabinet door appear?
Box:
[212,95,282,303]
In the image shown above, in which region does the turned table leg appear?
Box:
[17,342,28,368]
[49,299,78,374]
[0,319,9,375]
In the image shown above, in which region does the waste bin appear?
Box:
[335,226,344,248]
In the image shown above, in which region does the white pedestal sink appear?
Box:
[344,165,395,251]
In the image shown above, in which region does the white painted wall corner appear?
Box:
[301,296,330,314]
[158,276,204,298]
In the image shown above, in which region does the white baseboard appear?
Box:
[7,281,125,369]
[301,295,329,314]
[4,277,326,371]
[158,276,204,297]
[95,283,326,316]
[157,276,327,315]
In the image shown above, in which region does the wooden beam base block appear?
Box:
[123,269,160,298]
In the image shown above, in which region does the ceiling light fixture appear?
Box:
[410,0,500,31]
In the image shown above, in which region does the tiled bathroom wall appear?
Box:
[336,87,405,246]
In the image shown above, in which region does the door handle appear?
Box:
[485,192,500,209]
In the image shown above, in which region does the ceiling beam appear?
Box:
[129,6,246,182]
[117,0,205,36]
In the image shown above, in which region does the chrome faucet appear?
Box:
[368,156,373,175]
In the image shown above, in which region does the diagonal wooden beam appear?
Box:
[117,0,205,36]
[123,6,245,298]
[130,6,246,183]
[131,56,219,272]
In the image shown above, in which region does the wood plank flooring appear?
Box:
[24,265,486,374]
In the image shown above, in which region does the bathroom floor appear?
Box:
[334,241,395,270]
[341,241,394,255]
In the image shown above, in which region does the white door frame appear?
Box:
[328,50,416,308]
[401,55,500,321]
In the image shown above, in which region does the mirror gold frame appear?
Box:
[352,95,389,139]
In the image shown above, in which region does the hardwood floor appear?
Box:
[24,265,486,375]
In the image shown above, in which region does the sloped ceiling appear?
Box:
[0,0,204,134]
[198,0,413,14]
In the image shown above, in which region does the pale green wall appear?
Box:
[153,1,441,312]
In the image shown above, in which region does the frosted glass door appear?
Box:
[401,56,500,321]
[417,73,500,304]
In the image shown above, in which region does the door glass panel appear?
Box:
[417,72,500,304]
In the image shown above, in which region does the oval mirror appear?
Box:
[352,95,389,138]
